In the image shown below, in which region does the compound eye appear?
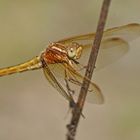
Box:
[68,47,76,59]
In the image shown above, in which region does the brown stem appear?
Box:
[66,0,111,140]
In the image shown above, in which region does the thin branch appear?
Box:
[66,0,111,139]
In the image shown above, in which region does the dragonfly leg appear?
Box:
[64,69,77,109]
[64,70,75,95]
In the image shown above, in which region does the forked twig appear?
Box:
[66,0,111,139]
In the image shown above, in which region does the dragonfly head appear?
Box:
[67,42,82,60]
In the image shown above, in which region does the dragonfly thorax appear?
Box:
[44,42,83,63]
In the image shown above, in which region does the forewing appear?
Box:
[41,59,73,103]
[44,62,103,104]
[78,37,129,71]
[58,23,140,44]
[57,23,140,70]
[64,64,104,104]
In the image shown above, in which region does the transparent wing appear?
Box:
[79,37,129,70]
[58,23,140,44]
[47,62,104,104]
[41,58,74,103]
[57,23,140,70]
[65,64,104,104]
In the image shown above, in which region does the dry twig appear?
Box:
[66,0,111,139]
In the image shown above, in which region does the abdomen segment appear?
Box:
[0,56,42,77]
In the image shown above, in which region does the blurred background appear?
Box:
[0,0,140,140]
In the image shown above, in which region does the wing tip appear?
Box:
[92,82,104,104]
[97,91,104,104]
[127,23,140,27]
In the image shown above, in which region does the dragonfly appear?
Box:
[0,23,140,106]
